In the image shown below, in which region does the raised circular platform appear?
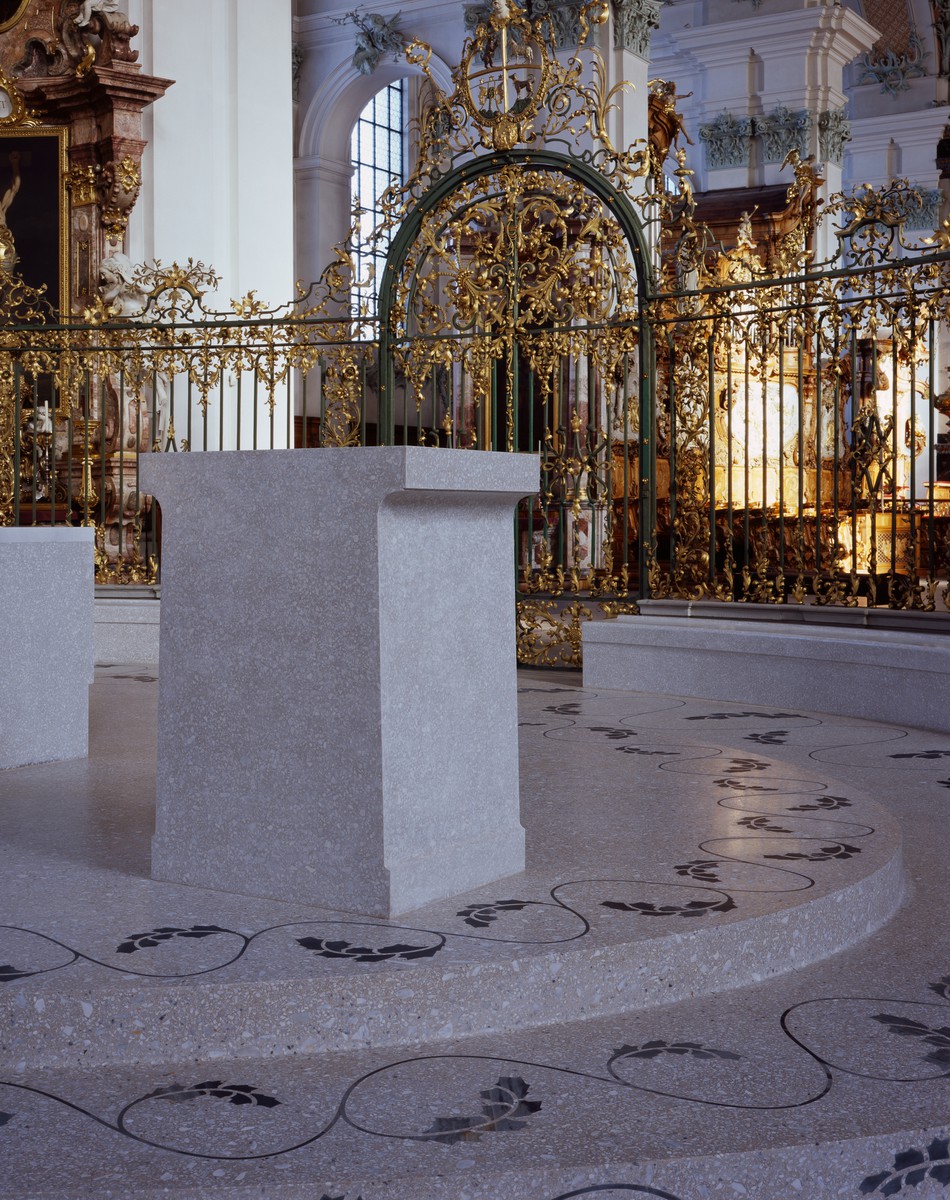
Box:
[7,667,950,1199]
[1,670,903,1072]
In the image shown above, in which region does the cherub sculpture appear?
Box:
[71,0,139,64]
[75,0,123,27]
[98,251,147,317]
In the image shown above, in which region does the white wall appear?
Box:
[128,0,295,313]
[123,1,296,449]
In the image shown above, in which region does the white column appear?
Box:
[664,5,878,192]
[127,0,296,450]
[132,0,295,308]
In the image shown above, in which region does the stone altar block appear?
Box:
[0,527,94,769]
[142,447,538,916]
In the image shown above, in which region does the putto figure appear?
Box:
[69,0,139,64]
[98,251,147,317]
[74,0,123,26]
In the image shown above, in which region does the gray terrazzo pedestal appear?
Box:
[0,526,94,768]
[142,446,538,917]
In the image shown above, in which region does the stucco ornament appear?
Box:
[347,10,405,76]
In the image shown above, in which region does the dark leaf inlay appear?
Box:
[929,975,950,1003]
[744,730,790,746]
[715,779,777,792]
[116,925,230,955]
[725,758,771,774]
[602,896,737,918]
[736,815,793,833]
[619,747,677,757]
[0,964,38,983]
[674,860,723,883]
[788,795,852,812]
[763,842,862,862]
[296,937,441,963]
[422,1075,541,1145]
[860,1136,950,1194]
[870,1013,950,1066]
[456,900,531,929]
[611,1039,741,1062]
[146,1081,281,1107]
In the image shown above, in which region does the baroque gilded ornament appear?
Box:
[456,0,560,151]
[465,0,591,50]
[0,67,35,126]
[98,155,142,242]
[65,164,98,206]
[398,0,652,185]
[5,0,950,654]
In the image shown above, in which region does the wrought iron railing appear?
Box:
[646,182,950,616]
[4,0,950,665]
[0,258,386,582]
[5,215,950,661]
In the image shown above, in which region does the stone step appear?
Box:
[584,609,950,732]
[0,841,902,1071]
[1,673,903,1071]
[4,929,948,1199]
[5,668,946,1200]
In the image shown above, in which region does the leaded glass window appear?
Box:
[350,79,406,317]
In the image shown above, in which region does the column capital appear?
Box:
[611,0,663,58]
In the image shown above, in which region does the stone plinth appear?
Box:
[95,592,160,664]
[142,447,538,916]
[0,528,94,769]
[583,611,950,733]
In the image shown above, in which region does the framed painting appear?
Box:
[0,124,69,314]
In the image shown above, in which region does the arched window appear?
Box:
[350,78,406,317]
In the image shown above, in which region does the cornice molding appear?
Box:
[671,6,879,68]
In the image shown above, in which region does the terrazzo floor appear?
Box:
[1,664,948,1198]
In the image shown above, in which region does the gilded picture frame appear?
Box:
[0,124,69,314]
[0,0,31,34]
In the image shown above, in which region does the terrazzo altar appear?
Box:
[1,665,948,1199]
